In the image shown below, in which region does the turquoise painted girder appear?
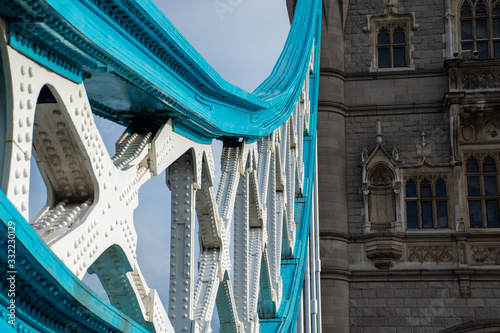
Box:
[260,56,321,333]
[0,0,322,331]
[0,190,152,333]
[0,0,321,142]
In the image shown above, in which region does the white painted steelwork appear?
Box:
[0,22,321,331]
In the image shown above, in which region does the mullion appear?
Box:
[390,26,394,67]
[466,156,482,228]
[489,2,494,57]
[417,180,423,228]
[476,2,490,57]
[493,4,500,56]
[481,170,487,227]
[484,157,500,226]
[473,7,478,52]
[432,180,437,228]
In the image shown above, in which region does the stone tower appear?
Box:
[291,0,500,331]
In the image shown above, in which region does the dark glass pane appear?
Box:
[467,176,481,196]
[484,176,498,196]
[486,200,500,227]
[466,157,479,172]
[421,201,433,228]
[494,18,500,37]
[494,4,500,15]
[421,179,432,197]
[378,28,390,45]
[393,27,405,44]
[477,42,489,58]
[406,180,417,197]
[462,42,474,51]
[378,48,390,68]
[476,19,488,39]
[436,179,447,197]
[483,156,497,172]
[462,3,472,17]
[476,1,487,16]
[469,200,483,228]
[407,201,418,229]
[437,201,449,228]
[393,47,406,67]
[495,41,500,58]
[461,20,473,40]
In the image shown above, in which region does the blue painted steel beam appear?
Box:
[260,4,322,329]
[0,0,320,142]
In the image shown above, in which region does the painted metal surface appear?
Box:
[0,0,320,141]
[0,0,322,331]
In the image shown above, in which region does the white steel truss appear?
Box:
[0,21,320,332]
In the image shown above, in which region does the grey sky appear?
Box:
[29,0,290,322]
[152,0,290,92]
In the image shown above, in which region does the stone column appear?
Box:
[318,1,350,331]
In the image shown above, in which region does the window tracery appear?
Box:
[376,24,408,68]
[459,0,500,58]
[405,176,450,229]
[465,154,500,227]
[363,5,418,71]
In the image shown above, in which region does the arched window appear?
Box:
[377,24,408,68]
[460,0,500,58]
[405,177,449,229]
[466,155,500,227]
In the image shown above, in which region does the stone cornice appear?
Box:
[317,101,348,116]
[348,268,500,282]
[346,68,446,81]
[319,230,350,242]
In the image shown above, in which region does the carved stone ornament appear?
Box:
[415,131,432,164]
[391,146,400,161]
[407,246,454,264]
[361,148,370,162]
[362,183,371,195]
[365,238,403,270]
[460,120,476,142]
[460,114,500,142]
[462,70,500,90]
[460,278,471,298]
[392,181,401,194]
[471,246,500,265]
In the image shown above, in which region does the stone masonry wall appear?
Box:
[344,0,446,73]
[349,280,500,332]
[345,111,451,235]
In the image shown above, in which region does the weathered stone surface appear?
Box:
[318,0,500,331]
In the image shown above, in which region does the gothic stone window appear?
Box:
[405,177,449,229]
[466,155,500,227]
[377,24,408,68]
[460,0,500,58]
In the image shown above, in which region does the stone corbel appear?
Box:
[362,183,371,195]
[392,181,401,194]
[458,242,467,265]
[365,236,403,270]
[457,271,473,298]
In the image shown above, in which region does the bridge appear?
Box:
[0,0,322,332]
